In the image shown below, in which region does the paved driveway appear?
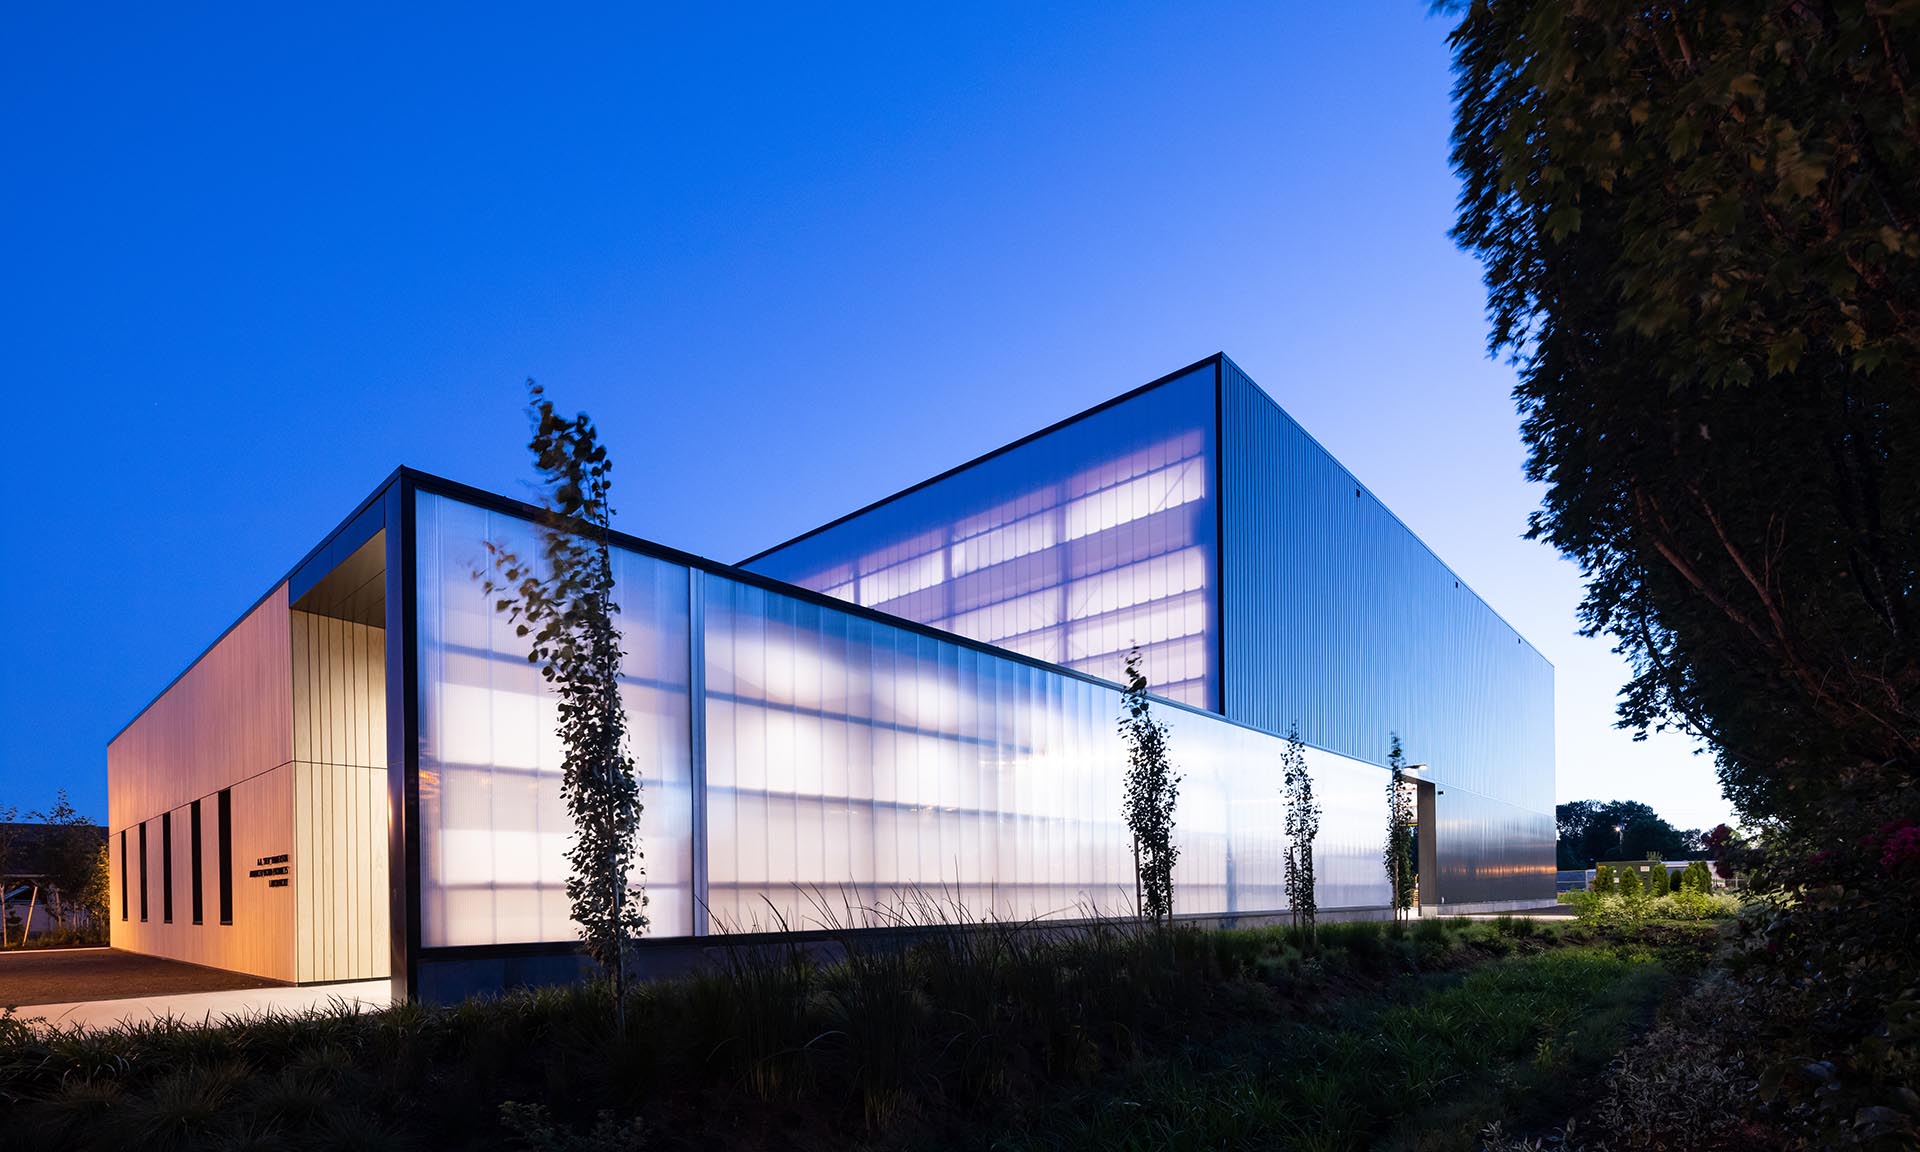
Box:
[21,980,390,1031]
[1,946,282,1008]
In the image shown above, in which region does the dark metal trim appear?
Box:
[734,353,1228,567]
[1211,356,1228,717]
[384,475,422,1002]
[686,570,709,936]
[289,499,386,604]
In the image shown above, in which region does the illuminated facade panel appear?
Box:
[412,490,1390,949]
[415,492,697,947]
[744,365,1219,710]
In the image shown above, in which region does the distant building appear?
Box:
[0,820,108,939]
[107,354,1556,1001]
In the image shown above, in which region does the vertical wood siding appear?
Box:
[108,588,293,831]
[290,610,391,982]
[108,588,297,980]
[107,765,296,981]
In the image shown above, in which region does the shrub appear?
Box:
[1618,866,1643,899]
[1652,890,1738,922]
[1569,891,1644,928]
[1590,864,1613,894]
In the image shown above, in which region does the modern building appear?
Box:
[107,354,1554,1002]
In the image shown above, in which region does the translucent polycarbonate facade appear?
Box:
[415,493,697,947]
[416,491,1393,949]
[703,576,1387,932]
[739,356,1557,906]
[743,365,1219,711]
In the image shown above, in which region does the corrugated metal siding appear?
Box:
[1218,359,1555,903]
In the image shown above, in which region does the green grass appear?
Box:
[975,944,1679,1152]
[0,916,1712,1151]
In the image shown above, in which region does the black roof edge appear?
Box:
[735,352,1227,567]
[108,467,408,746]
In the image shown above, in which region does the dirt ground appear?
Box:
[0,947,284,1007]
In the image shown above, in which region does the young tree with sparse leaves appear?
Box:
[1384,734,1415,919]
[485,383,646,1020]
[1119,648,1181,926]
[32,790,103,929]
[1280,723,1319,946]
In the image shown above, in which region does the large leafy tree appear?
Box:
[1555,799,1703,868]
[1448,1,1920,837]
[1450,6,1920,1132]
[486,384,647,1016]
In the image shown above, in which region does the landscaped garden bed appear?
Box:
[0,913,1725,1151]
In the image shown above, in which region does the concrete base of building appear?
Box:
[1417,897,1564,918]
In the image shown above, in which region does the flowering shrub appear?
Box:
[1867,820,1920,875]
[1657,889,1739,922]
[1566,889,1738,926]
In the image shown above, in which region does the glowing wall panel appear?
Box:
[701,576,1388,933]
[417,490,1396,945]
[743,365,1219,710]
[415,493,696,947]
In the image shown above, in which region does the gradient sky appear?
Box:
[0,4,1734,833]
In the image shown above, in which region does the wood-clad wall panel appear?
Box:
[294,763,391,983]
[291,612,387,770]
[108,588,294,831]
[107,764,296,982]
[290,609,390,983]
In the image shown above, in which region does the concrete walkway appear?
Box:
[17,980,389,1032]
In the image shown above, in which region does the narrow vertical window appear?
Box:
[217,788,233,925]
[161,812,173,924]
[138,821,149,922]
[119,829,129,921]
[190,799,204,925]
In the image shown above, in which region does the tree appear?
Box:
[1448,1,1920,842]
[1618,864,1644,899]
[1384,734,1415,919]
[1118,647,1180,925]
[1556,799,1705,867]
[76,844,110,928]
[31,791,102,929]
[0,803,17,947]
[1591,863,1614,894]
[485,383,646,1018]
[1645,854,1673,894]
[1280,723,1319,946]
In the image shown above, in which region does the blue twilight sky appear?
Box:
[0,4,1734,833]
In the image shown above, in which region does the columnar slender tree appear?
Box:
[1119,648,1181,925]
[1280,723,1319,946]
[485,383,646,1019]
[1384,734,1416,919]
